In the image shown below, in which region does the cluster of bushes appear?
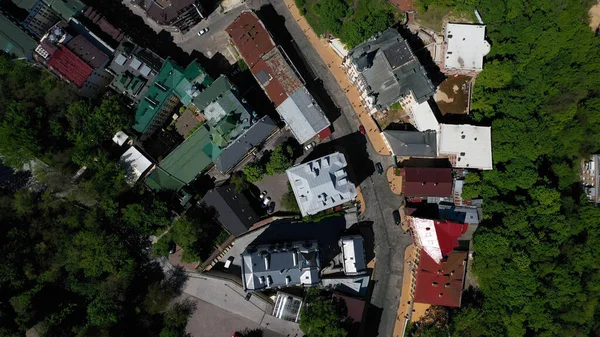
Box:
[242,144,295,182]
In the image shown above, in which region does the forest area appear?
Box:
[411,0,600,336]
[0,54,203,336]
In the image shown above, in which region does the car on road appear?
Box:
[224,256,234,269]
[375,162,383,175]
[267,201,275,214]
[262,196,272,208]
[392,210,401,226]
[359,125,366,135]
[197,27,209,36]
[304,141,316,151]
[259,190,267,200]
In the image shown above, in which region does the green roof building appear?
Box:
[145,125,221,191]
[0,13,37,58]
[133,59,212,138]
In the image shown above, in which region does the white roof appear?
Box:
[407,100,439,132]
[444,23,491,71]
[112,130,129,146]
[410,217,443,263]
[286,152,357,216]
[340,235,366,275]
[276,88,330,144]
[114,53,127,66]
[329,38,349,58]
[119,147,152,185]
[438,124,493,170]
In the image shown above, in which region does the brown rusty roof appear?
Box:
[251,58,288,106]
[263,48,303,96]
[226,11,275,68]
[65,35,109,68]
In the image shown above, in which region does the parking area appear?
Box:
[253,173,289,213]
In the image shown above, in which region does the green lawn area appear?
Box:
[414,3,477,32]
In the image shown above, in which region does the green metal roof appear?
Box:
[12,0,38,11]
[145,167,185,192]
[0,14,37,58]
[191,75,233,111]
[157,125,220,185]
[46,0,86,21]
[133,59,212,134]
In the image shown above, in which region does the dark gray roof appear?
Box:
[202,185,259,236]
[438,204,480,225]
[348,29,435,108]
[382,130,437,157]
[214,115,277,173]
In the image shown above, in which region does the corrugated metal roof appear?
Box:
[226,11,276,67]
[276,88,330,144]
[413,251,467,307]
[0,13,37,58]
[48,45,93,87]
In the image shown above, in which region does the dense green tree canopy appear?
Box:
[299,289,348,337]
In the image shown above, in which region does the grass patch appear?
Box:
[414,3,477,32]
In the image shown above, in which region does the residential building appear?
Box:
[413,250,467,307]
[106,40,164,104]
[226,11,330,144]
[0,12,37,58]
[438,124,493,170]
[286,152,357,216]
[438,203,480,241]
[202,185,259,237]
[442,23,490,73]
[132,0,204,32]
[119,146,153,185]
[272,292,303,323]
[34,22,114,98]
[21,0,85,38]
[451,179,483,206]
[112,131,130,146]
[408,217,467,263]
[381,130,437,157]
[240,240,321,292]
[81,7,125,44]
[321,275,370,297]
[339,235,367,276]
[404,100,439,132]
[401,168,453,197]
[343,28,435,114]
[133,59,212,138]
[145,125,220,191]
[582,155,599,203]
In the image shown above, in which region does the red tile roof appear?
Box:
[402,168,453,197]
[226,11,275,68]
[48,45,93,87]
[413,251,467,307]
[318,126,332,139]
[434,220,468,256]
[333,293,366,323]
[263,48,303,95]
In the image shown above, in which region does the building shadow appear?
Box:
[303,132,374,186]
[362,304,384,337]
[395,24,445,87]
[255,5,342,126]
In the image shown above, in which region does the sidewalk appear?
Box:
[281,0,391,155]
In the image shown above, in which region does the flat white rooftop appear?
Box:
[339,235,367,275]
[408,100,439,132]
[286,152,357,216]
[119,146,152,185]
[438,124,492,170]
[444,23,491,71]
[410,217,443,263]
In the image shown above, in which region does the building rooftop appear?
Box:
[0,13,37,58]
[65,34,109,68]
[145,166,185,192]
[272,292,303,323]
[202,185,259,236]
[408,100,439,132]
[402,168,453,197]
[47,45,93,87]
[444,23,490,71]
[438,124,492,170]
[438,204,480,225]
[135,0,197,25]
[119,146,153,185]
[226,10,276,67]
[214,115,277,173]
[321,275,370,297]
[339,235,367,276]
[347,29,435,109]
[241,240,321,291]
[332,293,366,324]
[382,130,437,157]
[413,250,467,307]
[276,88,331,144]
[409,217,467,263]
[286,152,357,216]
[45,0,86,22]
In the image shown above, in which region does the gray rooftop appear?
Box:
[214,115,277,173]
[382,130,437,157]
[276,87,330,144]
[438,204,480,225]
[241,240,321,292]
[348,29,435,108]
[202,185,259,236]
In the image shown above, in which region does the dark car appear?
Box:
[267,201,276,214]
[359,125,366,135]
[392,210,401,226]
[168,242,176,254]
[375,162,383,175]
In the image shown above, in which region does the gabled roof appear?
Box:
[48,45,93,87]
[414,251,467,307]
[145,166,185,192]
[0,13,37,58]
[382,130,437,157]
[137,0,197,25]
[402,168,453,197]
[409,217,467,263]
[333,293,366,323]
[65,35,109,68]
[202,185,259,236]
[119,146,153,185]
[226,10,276,67]
[276,88,330,144]
[438,204,480,225]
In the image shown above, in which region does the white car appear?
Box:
[198,27,209,36]
[259,190,267,200]
[262,196,272,208]
[304,141,316,151]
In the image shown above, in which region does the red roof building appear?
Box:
[413,251,467,307]
[409,217,467,263]
[401,167,453,197]
[251,58,288,106]
[226,11,275,68]
[48,45,93,87]
[65,35,110,68]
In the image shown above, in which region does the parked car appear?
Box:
[198,27,209,36]
[262,196,272,208]
[359,125,366,135]
[375,162,383,175]
[304,141,317,150]
[267,201,275,214]
[168,242,176,254]
[392,210,401,226]
[259,190,267,200]
[224,256,234,269]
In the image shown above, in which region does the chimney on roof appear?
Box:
[439,293,444,297]
[432,282,438,287]
[445,283,451,288]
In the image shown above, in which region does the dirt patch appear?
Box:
[373,105,408,130]
[434,75,471,115]
[589,3,600,31]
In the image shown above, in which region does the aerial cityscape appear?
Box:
[1,0,600,337]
